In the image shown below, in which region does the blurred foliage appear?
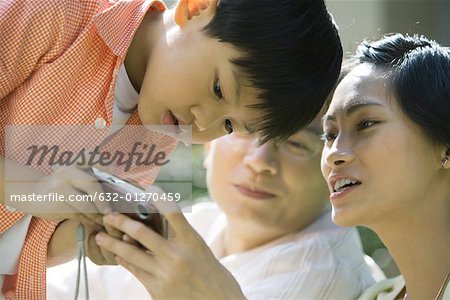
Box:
[358,226,399,277]
[357,226,385,255]
[154,144,208,203]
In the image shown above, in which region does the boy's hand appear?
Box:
[48,218,152,269]
[7,165,112,225]
[48,219,118,267]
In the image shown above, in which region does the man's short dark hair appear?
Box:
[203,0,342,143]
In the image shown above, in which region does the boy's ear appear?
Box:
[175,0,219,27]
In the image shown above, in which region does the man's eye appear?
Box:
[287,140,309,150]
[213,79,223,99]
[225,119,233,134]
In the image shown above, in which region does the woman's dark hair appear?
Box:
[203,0,342,143]
[352,33,450,148]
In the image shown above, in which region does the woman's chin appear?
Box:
[331,207,359,227]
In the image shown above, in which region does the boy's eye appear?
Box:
[225,119,233,134]
[213,79,223,99]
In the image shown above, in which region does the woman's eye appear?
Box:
[213,79,223,99]
[225,119,233,134]
[358,120,378,130]
[320,132,337,142]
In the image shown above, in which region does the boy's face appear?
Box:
[138,12,262,143]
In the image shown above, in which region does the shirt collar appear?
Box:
[94,0,166,57]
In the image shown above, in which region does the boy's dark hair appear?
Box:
[203,0,342,143]
[353,33,450,148]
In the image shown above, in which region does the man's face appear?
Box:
[138,13,262,143]
[205,117,329,234]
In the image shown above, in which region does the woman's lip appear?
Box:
[234,185,276,200]
[329,184,360,202]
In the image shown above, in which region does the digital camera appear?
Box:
[85,167,168,238]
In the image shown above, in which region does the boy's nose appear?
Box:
[190,105,222,132]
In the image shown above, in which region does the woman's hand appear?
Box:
[95,211,246,300]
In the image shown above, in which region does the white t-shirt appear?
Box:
[111,63,139,130]
[189,203,378,300]
[47,202,380,300]
[0,215,32,300]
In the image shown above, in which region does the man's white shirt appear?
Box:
[47,202,381,300]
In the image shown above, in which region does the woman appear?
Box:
[321,33,450,299]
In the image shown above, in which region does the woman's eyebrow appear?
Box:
[344,100,383,116]
[322,99,383,123]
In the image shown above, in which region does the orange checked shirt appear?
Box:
[0,0,175,299]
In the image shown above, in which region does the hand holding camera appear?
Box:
[85,167,168,239]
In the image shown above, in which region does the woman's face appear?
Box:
[321,64,444,227]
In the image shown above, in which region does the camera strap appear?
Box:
[74,223,89,300]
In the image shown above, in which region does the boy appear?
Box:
[0,0,342,298]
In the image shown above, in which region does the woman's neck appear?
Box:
[370,195,450,299]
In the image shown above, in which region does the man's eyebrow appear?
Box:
[322,100,384,123]
[303,126,322,136]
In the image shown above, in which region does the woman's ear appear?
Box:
[174,0,219,27]
[440,148,450,169]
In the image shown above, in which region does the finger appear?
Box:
[67,167,112,214]
[103,213,167,255]
[95,232,155,272]
[78,214,98,226]
[142,186,188,236]
[82,213,105,226]
[49,186,103,225]
[104,223,123,239]
[143,186,180,215]
[61,192,104,225]
[86,230,108,265]
[99,243,118,265]
[160,211,192,239]
[122,234,140,247]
